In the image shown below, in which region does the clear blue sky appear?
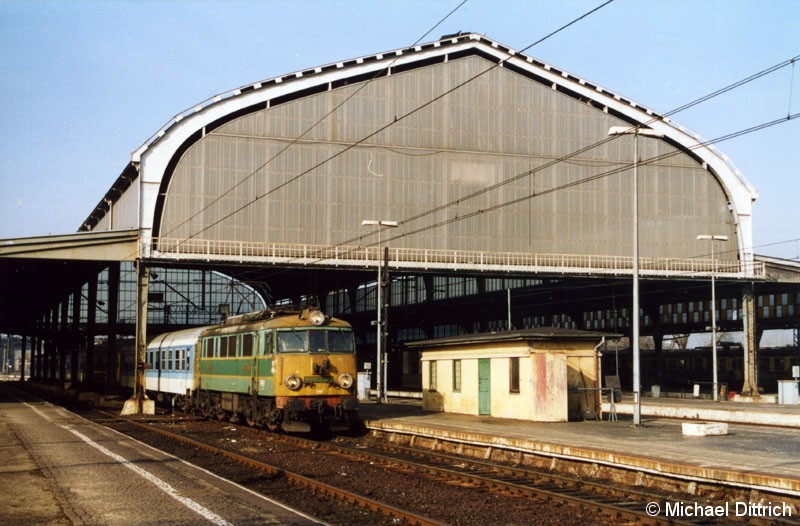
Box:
[1,0,798,258]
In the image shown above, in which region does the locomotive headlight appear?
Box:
[285,374,303,391]
[338,373,354,389]
[309,309,326,326]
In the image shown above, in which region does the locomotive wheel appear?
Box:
[267,407,282,432]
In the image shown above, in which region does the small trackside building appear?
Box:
[410,328,611,422]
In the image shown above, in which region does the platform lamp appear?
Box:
[361,219,398,404]
[608,125,664,427]
[697,234,728,402]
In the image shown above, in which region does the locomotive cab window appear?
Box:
[309,330,326,353]
[329,330,355,353]
[261,330,275,355]
[277,328,355,353]
[278,330,307,353]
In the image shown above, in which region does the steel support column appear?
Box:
[19,335,26,381]
[59,298,68,386]
[71,286,81,384]
[86,274,97,385]
[107,262,120,386]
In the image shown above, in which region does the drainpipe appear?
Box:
[594,337,606,418]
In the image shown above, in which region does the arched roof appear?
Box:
[83,32,758,275]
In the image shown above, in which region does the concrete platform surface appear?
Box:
[603,395,800,427]
[361,398,800,497]
[0,383,324,526]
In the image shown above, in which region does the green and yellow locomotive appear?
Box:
[145,307,358,432]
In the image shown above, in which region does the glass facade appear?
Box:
[159,55,737,262]
[74,262,266,328]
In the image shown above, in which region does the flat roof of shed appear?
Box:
[406,327,618,349]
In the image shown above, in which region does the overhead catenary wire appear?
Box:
[270,51,800,256]
[361,54,800,242]
[157,0,469,242]
[221,104,798,295]
[378,113,800,247]
[158,0,617,249]
[191,52,800,292]
[125,14,795,294]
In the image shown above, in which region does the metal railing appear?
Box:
[145,237,765,279]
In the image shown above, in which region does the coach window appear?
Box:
[219,336,229,357]
[242,334,254,356]
[204,338,215,358]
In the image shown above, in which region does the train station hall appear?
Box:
[2,31,799,526]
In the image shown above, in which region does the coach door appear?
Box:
[478,358,491,415]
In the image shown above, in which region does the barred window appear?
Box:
[509,357,520,393]
[452,360,461,393]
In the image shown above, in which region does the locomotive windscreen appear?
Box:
[277,329,355,354]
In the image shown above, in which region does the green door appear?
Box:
[478,358,491,415]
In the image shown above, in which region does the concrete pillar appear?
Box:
[741,283,759,396]
[122,261,154,415]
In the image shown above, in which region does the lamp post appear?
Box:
[697,234,728,402]
[608,125,663,427]
[361,219,398,404]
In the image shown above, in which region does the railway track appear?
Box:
[99,412,723,526]
[100,412,446,526]
[328,436,690,526]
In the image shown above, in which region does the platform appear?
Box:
[361,397,800,498]
[0,382,324,526]
[603,394,800,427]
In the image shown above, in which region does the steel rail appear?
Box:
[116,418,447,526]
[301,436,700,526]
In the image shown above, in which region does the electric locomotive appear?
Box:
[144,307,358,432]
